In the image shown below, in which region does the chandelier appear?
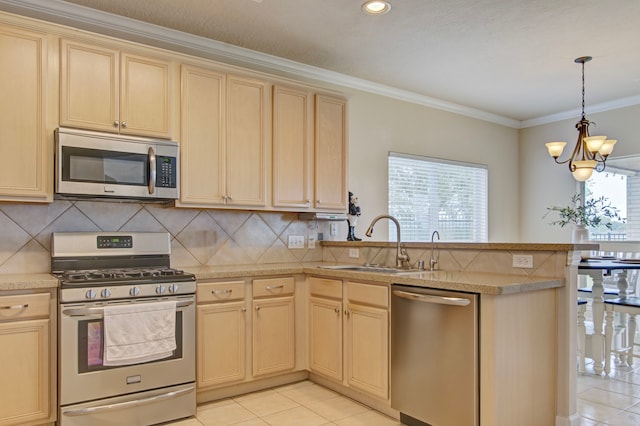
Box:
[545,56,617,181]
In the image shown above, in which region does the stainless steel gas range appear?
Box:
[52,232,196,426]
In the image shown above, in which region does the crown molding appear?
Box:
[1,0,636,130]
[0,0,523,128]
[521,94,640,129]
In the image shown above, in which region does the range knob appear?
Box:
[129,286,140,297]
[101,288,112,298]
[168,284,178,294]
[85,289,97,300]
[155,284,166,294]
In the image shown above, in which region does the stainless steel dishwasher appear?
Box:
[391,284,478,426]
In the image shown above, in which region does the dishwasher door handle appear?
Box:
[392,290,471,306]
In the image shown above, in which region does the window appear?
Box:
[585,155,640,241]
[388,152,488,242]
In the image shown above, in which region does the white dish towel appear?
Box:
[103,300,177,366]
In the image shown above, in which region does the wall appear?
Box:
[346,90,520,242]
[519,104,640,243]
[0,200,322,274]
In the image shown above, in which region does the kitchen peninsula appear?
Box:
[1,241,590,426]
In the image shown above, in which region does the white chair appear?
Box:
[578,299,589,374]
[605,296,640,374]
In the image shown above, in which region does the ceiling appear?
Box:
[9,0,640,126]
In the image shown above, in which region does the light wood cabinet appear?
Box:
[179,64,269,208]
[252,277,295,377]
[272,85,314,209]
[309,296,343,380]
[273,88,348,212]
[0,291,53,426]
[314,94,348,211]
[345,302,388,399]
[308,277,389,400]
[60,39,173,138]
[196,281,246,389]
[0,24,54,202]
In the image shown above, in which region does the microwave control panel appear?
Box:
[156,156,177,188]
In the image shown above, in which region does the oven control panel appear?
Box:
[59,280,197,303]
[97,235,133,249]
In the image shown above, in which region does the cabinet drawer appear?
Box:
[198,281,245,303]
[252,277,294,298]
[347,281,388,308]
[309,277,342,299]
[0,292,50,321]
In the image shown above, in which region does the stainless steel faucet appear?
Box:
[430,230,440,271]
[365,214,410,268]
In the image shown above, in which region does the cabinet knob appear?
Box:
[317,200,321,204]
[255,306,260,311]
[228,195,233,202]
[334,308,340,314]
[242,307,247,312]
[344,309,349,317]
[113,120,119,127]
[121,121,128,128]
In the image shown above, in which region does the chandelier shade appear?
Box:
[545,56,617,182]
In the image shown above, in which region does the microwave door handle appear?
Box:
[148,147,156,195]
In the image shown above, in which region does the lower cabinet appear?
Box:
[252,277,296,377]
[0,290,54,426]
[196,281,247,388]
[196,277,295,391]
[308,277,389,400]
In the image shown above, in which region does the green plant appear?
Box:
[544,194,624,229]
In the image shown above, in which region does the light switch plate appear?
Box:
[512,254,533,268]
[308,235,316,249]
[288,235,305,249]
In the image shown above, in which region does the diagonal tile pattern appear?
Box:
[0,200,322,274]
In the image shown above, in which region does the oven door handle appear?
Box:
[62,300,194,317]
[62,386,195,417]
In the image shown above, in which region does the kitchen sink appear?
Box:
[318,264,426,275]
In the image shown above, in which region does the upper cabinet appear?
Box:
[179,64,269,208]
[0,23,55,202]
[60,39,174,139]
[314,95,348,211]
[272,87,348,212]
[272,85,314,209]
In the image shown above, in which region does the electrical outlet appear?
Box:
[349,248,360,258]
[308,235,316,249]
[329,222,338,237]
[287,235,305,249]
[512,254,534,269]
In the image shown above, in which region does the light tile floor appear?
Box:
[578,356,640,425]
[167,381,405,426]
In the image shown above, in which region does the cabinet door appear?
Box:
[0,319,50,426]
[60,39,119,133]
[197,302,246,388]
[226,75,269,207]
[120,52,172,137]
[252,296,295,376]
[0,25,52,202]
[314,94,348,211]
[345,303,389,399]
[179,64,226,206]
[272,85,313,208]
[309,297,342,381]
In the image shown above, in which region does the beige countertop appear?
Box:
[0,263,564,295]
[0,273,59,291]
[187,262,564,295]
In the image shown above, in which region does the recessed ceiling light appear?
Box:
[362,1,391,15]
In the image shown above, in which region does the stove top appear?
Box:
[58,267,186,283]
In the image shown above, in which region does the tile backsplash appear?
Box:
[0,200,322,274]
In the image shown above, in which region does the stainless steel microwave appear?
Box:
[55,128,179,201]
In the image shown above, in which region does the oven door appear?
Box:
[59,295,195,406]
